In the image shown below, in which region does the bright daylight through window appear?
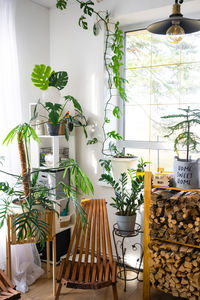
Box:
[124,29,200,171]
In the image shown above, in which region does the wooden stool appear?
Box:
[6,211,57,296]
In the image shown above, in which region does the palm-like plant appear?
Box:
[162,106,200,161]
[3,123,40,199]
[0,122,94,243]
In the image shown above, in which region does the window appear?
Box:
[121,29,200,171]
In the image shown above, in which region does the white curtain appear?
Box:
[0,0,44,293]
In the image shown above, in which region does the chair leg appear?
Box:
[55,282,62,300]
[112,284,118,300]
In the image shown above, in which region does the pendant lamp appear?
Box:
[147,0,200,44]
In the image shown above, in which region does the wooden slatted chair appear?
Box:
[55,198,118,300]
[0,269,21,300]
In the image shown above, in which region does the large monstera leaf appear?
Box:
[31,64,54,90]
[49,71,68,90]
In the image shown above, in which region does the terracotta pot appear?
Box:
[59,123,66,135]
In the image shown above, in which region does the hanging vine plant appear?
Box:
[56,0,127,161]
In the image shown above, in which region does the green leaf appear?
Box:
[79,16,88,30]
[107,131,122,141]
[31,64,54,91]
[64,96,83,113]
[45,102,62,126]
[49,71,68,90]
[113,106,120,119]
[87,138,98,145]
[56,0,68,10]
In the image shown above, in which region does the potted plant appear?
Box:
[108,142,138,181]
[0,121,94,243]
[32,64,88,140]
[100,170,144,233]
[161,106,200,189]
[34,97,88,140]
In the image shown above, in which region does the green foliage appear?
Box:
[45,102,62,127]
[32,64,68,91]
[55,1,128,157]
[79,16,88,30]
[136,157,151,172]
[49,71,68,90]
[64,95,83,113]
[80,1,94,16]
[60,158,94,224]
[99,159,112,174]
[110,22,128,102]
[100,171,144,216]
[113,106,121,119]
[161,106,200,161]
[87,138,98,145]
[56,0,68,9]
[31,64,54,91]
[107,131,122,141]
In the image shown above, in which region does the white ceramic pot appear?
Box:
[173,156,200,189]
[111,157,138,181]
[42,86,61,103]
[116,213,136,235]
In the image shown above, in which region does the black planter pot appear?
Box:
[46,123,60,136]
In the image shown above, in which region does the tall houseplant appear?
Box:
[100,170,144,233]
[0,121,94,243]
[162,106,200,188]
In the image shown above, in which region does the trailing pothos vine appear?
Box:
[56,0,127,163]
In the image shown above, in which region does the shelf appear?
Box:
[38,135,65,139]
[152,185,200,193]
[153,238,200,249]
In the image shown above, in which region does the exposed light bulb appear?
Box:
[166,23,185,44]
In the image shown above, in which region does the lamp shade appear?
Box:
[147,17,200,35]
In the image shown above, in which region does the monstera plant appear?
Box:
[31,64,68,91]
[31,64,88,140]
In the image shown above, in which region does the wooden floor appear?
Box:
[20,264,179,300]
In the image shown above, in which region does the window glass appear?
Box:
[124,30,200,171]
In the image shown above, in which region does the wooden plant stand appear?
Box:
[0,269,20,299]
[143,171,200,300]
[6,211,57,296]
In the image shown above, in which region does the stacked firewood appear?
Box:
[0,269,20,299]
[150,189,200,245]
[149,241,200,299]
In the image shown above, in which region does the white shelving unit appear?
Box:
[29,103,76,235]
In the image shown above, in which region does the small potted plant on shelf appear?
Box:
[161,106,200,189]
[0,121,94,243]
[32,64,88,140]
[100,169,144,233]
[108,142,138,181]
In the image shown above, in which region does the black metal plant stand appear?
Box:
[112,223,143,292]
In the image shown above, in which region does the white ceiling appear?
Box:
[31,0,103,8]
[31,0,56,8]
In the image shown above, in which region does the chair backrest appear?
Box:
[65,199,113,267]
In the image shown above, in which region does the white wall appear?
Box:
[15,0,50,120]
[49,0,200,266]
